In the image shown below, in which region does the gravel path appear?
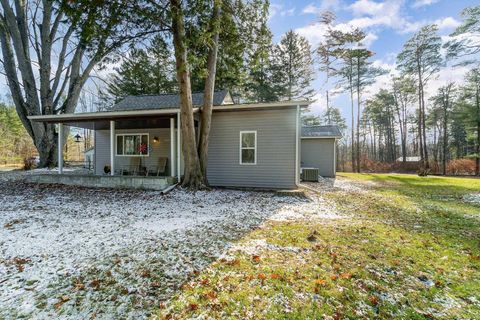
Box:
[0,172,342,319]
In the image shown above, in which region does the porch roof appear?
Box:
[28,108,186,130]
[28,100,310,130]
[301,125,343,139]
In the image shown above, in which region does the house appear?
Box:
[301,125,342,178]
[28,91,341,190]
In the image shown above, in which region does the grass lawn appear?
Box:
[154,173,480,319]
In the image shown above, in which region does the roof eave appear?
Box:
[301,136,343,139]
[28,108,197,123]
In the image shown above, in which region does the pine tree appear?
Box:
[272,30,315,101]
[445,6,480,64]
[457,68,480,175]
[104,36,177,104]
[397,24,443,171]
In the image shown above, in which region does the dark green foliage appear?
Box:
[0,103,35,164]
[103,36,177,103]
[272,30,315,101]
[445,6,480,64]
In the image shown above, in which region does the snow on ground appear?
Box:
[0,173,342,319]
[463,193,480,205]
[302,176,376,194]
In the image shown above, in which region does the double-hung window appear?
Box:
[240,131,257,165]
[116,134,149,156]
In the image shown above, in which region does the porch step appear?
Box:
[25,174,176,191]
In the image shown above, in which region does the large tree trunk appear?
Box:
[170,0,204,189]
[350,84,355,173]
[476,84,480,176]
[36,125,57,168]
[356,57,361,173]
[349,61,355,173]
[443,96,448,176]
[421,85,429,169]
[415,57,429,171]
[198,0,221,184]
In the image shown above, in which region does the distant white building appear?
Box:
[396,156,421,162]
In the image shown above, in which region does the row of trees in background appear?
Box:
[101,28,316,105]
[304,7,480,176]
[361,67,480,175]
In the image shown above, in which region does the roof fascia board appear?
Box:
[28,108,199,122]
[301,136,342,139]
[213,101,310,111]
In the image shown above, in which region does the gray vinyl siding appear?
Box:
[207,108,297,189]
[301,138,336,177]
[94,128,173,175]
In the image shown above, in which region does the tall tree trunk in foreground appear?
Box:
[356,57,361,173]
[349,61,355,173]
[416,59,426,170]
[170,0,204,188]
[198,0,221,183]
[476,82,480,176]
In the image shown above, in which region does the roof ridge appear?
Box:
[124,90,228,98]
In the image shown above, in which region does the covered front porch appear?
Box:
[29,107,192,190]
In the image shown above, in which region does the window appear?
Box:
[240,131,257,165]
[116,134,149,156]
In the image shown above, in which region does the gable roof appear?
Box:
[301,125,342,138]
[110,90,232,112]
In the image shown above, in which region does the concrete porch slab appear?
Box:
[24,174,176,191]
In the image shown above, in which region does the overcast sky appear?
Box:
[267,0,477,121]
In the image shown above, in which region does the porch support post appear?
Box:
[110,120,115,176]
[170,117,175,176]
[295,105,300,185]
[58,123,63,174]
[177,111,181,181]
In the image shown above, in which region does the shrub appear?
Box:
[447,159,476,175]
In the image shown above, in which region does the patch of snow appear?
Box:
[270,194,344,221]
[433,294,463,310]
[302,176,376,194]
[463,193,480,205]
[0,179,341,319]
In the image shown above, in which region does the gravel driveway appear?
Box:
[0,175,327,319]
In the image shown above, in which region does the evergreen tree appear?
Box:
[457,68,480,175]
[317,11,346,123]
[272,30,315,101]
[244,1,278,102]
[392,76,416,163]
[397,24,443,170]
[104,35,177,103]
[430,83,456,175]
[445,6,480,64]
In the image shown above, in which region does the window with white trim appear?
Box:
[240,131,256,165]
[116,134,149,156]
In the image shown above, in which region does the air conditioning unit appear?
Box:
[301,168,319,182]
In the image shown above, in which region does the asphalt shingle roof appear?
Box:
[302,125,342,138]
[110,90,230,111]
